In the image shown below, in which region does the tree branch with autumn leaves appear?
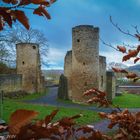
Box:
[0,0,57,30]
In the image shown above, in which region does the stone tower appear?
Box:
[71,25,100,102]
[16,43,43,93]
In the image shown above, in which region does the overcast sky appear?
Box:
[29,0,140,69]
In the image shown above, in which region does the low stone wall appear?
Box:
[118,86,140,94]
[0,74,22,93]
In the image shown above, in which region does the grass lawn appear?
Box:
[2,92,100,125]
[58,93,140,108]
[113,93,140,108]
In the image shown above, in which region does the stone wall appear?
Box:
[106,71,116,101]
[16,43,44,93]
[99,56,106,92]
[64,51,72,99]
[0,74,22,93]
[58,74,68,100]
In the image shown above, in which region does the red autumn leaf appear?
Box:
[98,112,107,119]
[2,0,11,3]
[134,57,140,63]
[13,10,29,29]
[9,109,38,134]
[136,112,140,122]
[34,6,51,19]
[0,9,12,27]
[19,0,32,6]
[45,109,59,125]
[83,89,96,96]
[0,16,4,30]
[2,0,18,4]
[112,67,128,73]
[122,54,130,62]
[117,46,126,53]
[50,0,57,4]
[126,73,138,79]
[59,117,75,127]
[122,50,139,62]
[112,67,120,72]
[128,49,139,57]
[31,0,50,6]
[11,0,18,4]
[137,45,140,52]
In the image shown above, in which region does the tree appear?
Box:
[101,16,140,82]
[0,24,49,66]
[0,0,56,30]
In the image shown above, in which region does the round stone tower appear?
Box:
[16,43,42,93]
[71,25,100,102]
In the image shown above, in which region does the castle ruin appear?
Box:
[16,43,44,93]
[58,25,116,102]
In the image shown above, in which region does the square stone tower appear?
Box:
[16,43,43,93]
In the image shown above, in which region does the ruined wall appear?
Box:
[99,56,106,92]
[71,25,100,102]
[0,74,22,93]
[16,43,43,93]
[64,50,72,99]
[106,71,116,101]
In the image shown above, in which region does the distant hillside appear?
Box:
[127,64,140,71]
[107,62,128,70]
[42,70,64,76]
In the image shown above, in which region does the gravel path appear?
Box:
[26,87,140,133]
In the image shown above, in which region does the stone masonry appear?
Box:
[58,25,115,102]
[16,43,44,93]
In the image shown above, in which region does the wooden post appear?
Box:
[0,90,4,120]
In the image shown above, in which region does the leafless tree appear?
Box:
[0,23,49,67]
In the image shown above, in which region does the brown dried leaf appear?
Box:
[126,72,137,79]
[45,109,59,125]
[9,109,38,134]
[33,6,51,19]
[117,46,126,53]
[31,0,50,6]
[98,112,107,119]
[13,10,29,29]
[134,57,140,63]
[0,9,12,27]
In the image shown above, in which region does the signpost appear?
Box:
[0,90,5,125]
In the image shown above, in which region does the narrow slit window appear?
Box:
[77,39,80,42]
[101,76,103,87]
[22,61,25,65]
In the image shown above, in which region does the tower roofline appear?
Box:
[16,43,39,46]
[72,25,99,32]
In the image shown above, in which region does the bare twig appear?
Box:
[110,16,136,38]
[100,38,119,51]
[132,25,140,35]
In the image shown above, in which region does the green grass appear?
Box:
[17,89,49,101]
[113,93,140,108]
[58,93,140,108]
[2,98,100,125]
